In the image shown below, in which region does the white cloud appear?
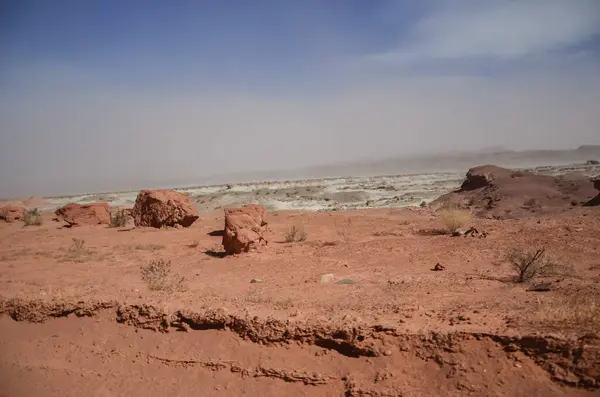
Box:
[370,0,600,64]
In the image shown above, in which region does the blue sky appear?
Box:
[2,1,600,196]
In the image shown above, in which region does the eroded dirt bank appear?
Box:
[1,299,598,397]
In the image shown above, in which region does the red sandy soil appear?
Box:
[1,207,599,396]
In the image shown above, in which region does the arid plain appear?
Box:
[1,160,599,397]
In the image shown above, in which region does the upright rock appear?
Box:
[55,203,111,226]
[0,204,27,223]
[584,176,600,206]
[222,204,268,255]
[132,190,199,228]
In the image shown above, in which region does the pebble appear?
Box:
[250,278,263,283]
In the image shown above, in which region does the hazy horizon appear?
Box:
[2,1,600,197]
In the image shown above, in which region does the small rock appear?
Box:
[320,273,335,283]
[336,279,356,285]
[527,283,552,292]
[432,263,445,271]
[250,278,263,284]
[383,350,393,356]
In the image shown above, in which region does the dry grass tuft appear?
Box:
[439,208,471,234]
[283,225,307,243]
[531,290,600,335]
[335,218,352,244]
[134,243,165,251]
[61,238,91,262]
[110,209,128,228]
[140,258,187,292]
[24,208,43,226]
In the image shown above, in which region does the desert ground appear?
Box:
[1,163,599,396]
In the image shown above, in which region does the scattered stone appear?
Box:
[432,263,445,271]
[383,350,393,356]
[250,278,263,284]
[55,202,110,226]
[336,279,356,285]
[132,190,199,228]
[320,273,335,283]
[527,283,552,292]
[0,205,26,223]
[586,160,599,165]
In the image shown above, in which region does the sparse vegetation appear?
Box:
[24,208,42,226]
[439,208,471,234]
[61,238,90,262]
[140,258,187,292]
[283,225,307,243]
[110,209,128,228]
[335,218,352,244]
[530,289,600,335]
[505,247,560,283]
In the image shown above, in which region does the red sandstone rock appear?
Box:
[222,204,268,254]
[0,205,27,223]
[55,203,110,226]
[131,190,198,228]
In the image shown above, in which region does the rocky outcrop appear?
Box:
[222,204,268,255]
[0,205,27,223]
[55,203,111,226]
[460,165,512,191]
[131,190,198,228]
[432,165,598,219]
[584,176,600,206]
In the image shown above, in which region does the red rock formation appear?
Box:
[55,203,111,226]
[222,204,268,254]
[0,205,27,223]
[132,190,198,228]
[432,165,598,219]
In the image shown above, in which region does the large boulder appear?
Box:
[222,204,268,255]
[431,165,598,219]
[0,204,27,223]
[132,190,198,228]
[55,202,110,226]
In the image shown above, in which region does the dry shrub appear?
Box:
[110,209,128,227]
[140,259,187,292]
[24,208,42,226]
[505,247,561,283]
[439,208,471,233]
[284,225,307,243]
